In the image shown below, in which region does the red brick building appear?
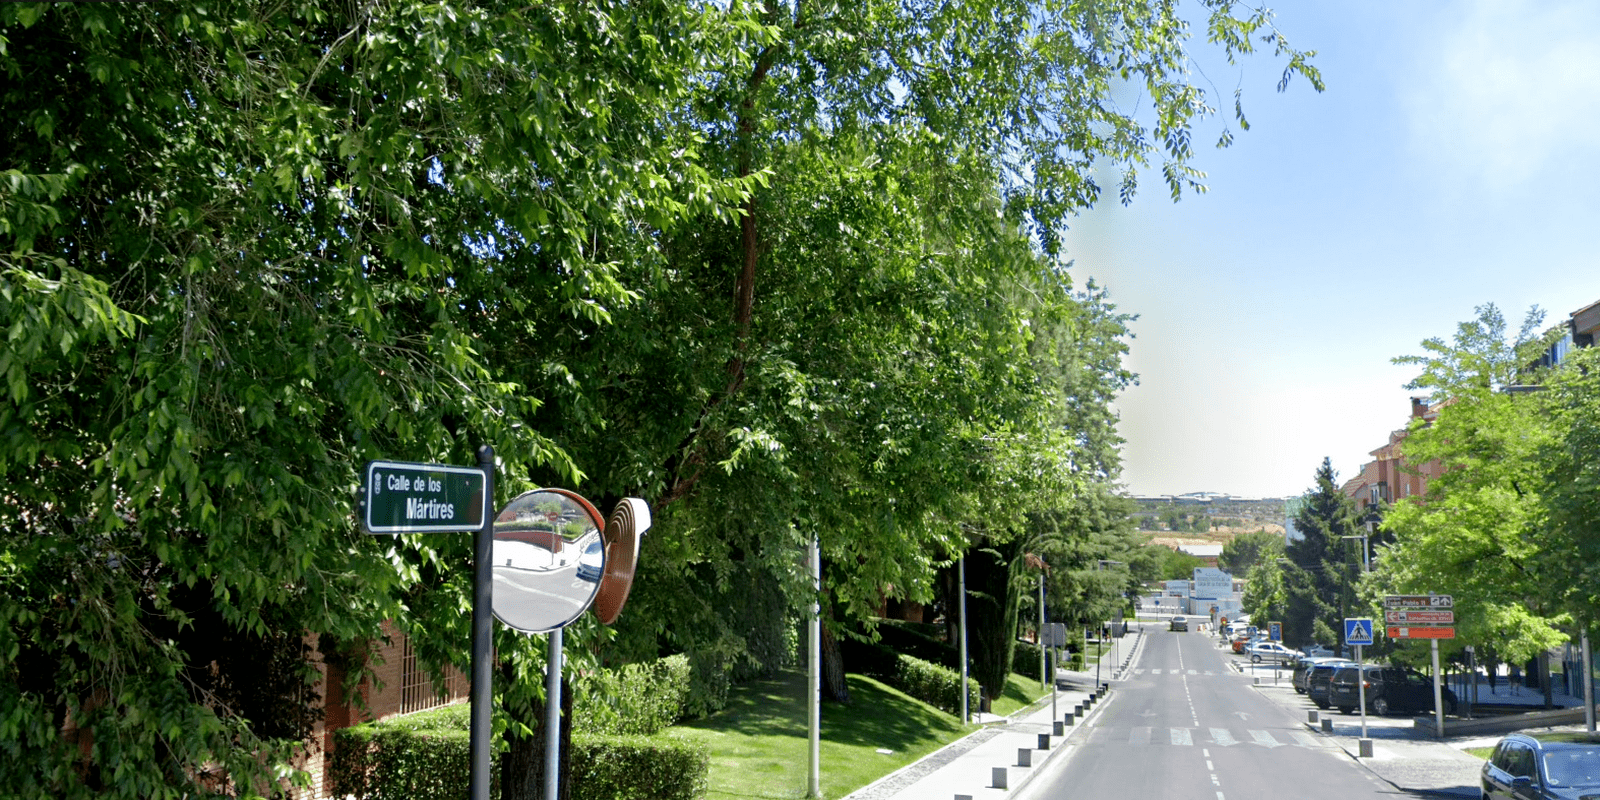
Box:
[1340,396,1444,511]
[295,622,469,799]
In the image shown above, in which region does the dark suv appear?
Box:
[1306,662,1349,709]
[1294,657,1352,695]
[1330,665,1457,716]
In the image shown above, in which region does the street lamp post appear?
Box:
[1096,560,1125,688]
[1342,509,1378,745]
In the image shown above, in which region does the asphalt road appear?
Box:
[1018,624,1408,800]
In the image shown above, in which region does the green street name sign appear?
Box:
[361,460,487,534]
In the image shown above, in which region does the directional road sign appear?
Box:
[361,460,487,534]
[1387,626,1456,640]
[1384,594,1453,609]
[1344,618,1374,646]
[1385,609,1454,625]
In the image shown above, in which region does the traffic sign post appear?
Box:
[1344,618,1374,646]
[1384,594,1455,738]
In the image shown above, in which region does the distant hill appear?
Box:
[1127,495,1287,537]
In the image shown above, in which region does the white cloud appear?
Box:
[1404,0,1600,190]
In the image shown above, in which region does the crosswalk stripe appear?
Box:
[1151,668,1163,675]
[1188,669,1198,675]
[1091,728,1324,750]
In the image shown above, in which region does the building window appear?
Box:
[400,634,459,715]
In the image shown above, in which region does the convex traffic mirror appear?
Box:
[491,489,606,633]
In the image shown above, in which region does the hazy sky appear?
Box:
[1063,0,1600,499]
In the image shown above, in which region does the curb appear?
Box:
[1004,684,1116,800]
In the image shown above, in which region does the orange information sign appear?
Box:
[1386,625,1455,639]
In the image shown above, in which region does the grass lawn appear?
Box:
[676,668,1048,799]
[1464,746,1492,760]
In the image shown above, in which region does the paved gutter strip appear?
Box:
[842,726,1007,800]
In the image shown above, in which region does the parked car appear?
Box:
[1330,665,1457,716]
[1482,732,1600,799]
[1301,644,1335,658]
[1306,662,1348,709]
[1246,641,1301,664]
[1292,657,1352,694]
[1232,633,1269,653]
[1169,616,1188,632]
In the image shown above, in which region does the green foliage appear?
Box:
[329,703,708,800]
[573,655,693,737]
[330,705,478,800]
[570,735,710,800]
[0,0,1321,793]
[1013,640,1046,678]
[1280,458,1358,648]
[1219,531,1284,577]
[889,655,983,717]
[1376,304,1570,662]
[1158,548,1206,581]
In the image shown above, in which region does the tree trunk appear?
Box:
[820,619,850,703]
[499,670,575,800]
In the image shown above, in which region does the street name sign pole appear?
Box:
[360,451,495,800]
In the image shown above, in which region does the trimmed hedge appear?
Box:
[892,654,981,716]
[329,702,708,800]
[571,733,709,800]
[328,704,477,800]
[844,637,980,717]
[1013,640,1044,677]
[574,654,692,736]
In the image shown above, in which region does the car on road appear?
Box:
[1169,616,1188,632]
[1330,665,1457,716]
[1481,732,1600,799]
[1245,641,1301,664]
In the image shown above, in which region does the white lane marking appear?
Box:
[1202,748,1211,757]
[1151,668,1162,675]
[1250,729,1282,748]
[1210,728,1238,746]
[1206,760,1214,770]
[1291,732,1321,748]
[1129,727,1151,745]
[1188,669,1198,675]
[1171,728,1193,746]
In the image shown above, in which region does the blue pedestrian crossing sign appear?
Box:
[1344,618,1374,646]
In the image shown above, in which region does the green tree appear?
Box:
[1241,557,1287,625]
[1374,304,1568,668]
[0,3,740,797]
[1219,530,1284,577]
[1281,458,1357,647]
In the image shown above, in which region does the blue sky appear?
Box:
[1063,0,1600,499]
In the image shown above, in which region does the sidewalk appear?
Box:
[841,625,1147,800]
[1232,638,1596,799]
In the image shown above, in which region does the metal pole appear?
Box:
[959,557,969,724]
[1357,643,1367,740]
[545,627,562,800]
[808,536,821,798]
[1432,639,1445,737]
[469,445,495,800]
[1039,575,1047,688]
[1585,631,1594,734]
